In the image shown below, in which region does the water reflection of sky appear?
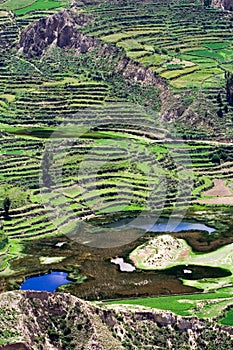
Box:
[138,222,216,233]
[20,271,71,292]
[111,219,215,234]
[111,257,135,272]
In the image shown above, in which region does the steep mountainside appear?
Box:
[0,291,233,350]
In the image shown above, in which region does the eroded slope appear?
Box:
[1,291,233,349]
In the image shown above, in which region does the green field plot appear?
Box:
[219,308,233,326]
[204,41,232,50]
[0,0,65,13]
[14,0,66,15]
[82,0,233,90]
[106,289,233,321]
[0,0,36,11]
[184,49,226,63]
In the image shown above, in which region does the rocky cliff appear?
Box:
[0,291,233,350]
[212,0,233,10]
[19,10,91,57]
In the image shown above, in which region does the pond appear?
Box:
[111,257,136,272]
[109,217,215,234]
[20,271,72,292]
[162,265,231,280]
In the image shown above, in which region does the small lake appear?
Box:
[20,271,72,292]
[163,265,231,280]
[111,257,136,272]
[109,218,215,234]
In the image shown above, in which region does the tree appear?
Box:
[224,105,229,113]
[211,153,220,165]
[216,92,223,107]
[0,228,8,250]
[217,108,223,118]
[41,150,53,188]
[225,71,233,106]
[204,0,212,7]
[3,197,10,217]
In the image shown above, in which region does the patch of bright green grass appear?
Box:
[203,41,231,50]
[14,0,65,15]
[219,308,233,326]
[185,49,226,63]
[0,0,36,11]
[106,289,233,317]
[139,54,168,67]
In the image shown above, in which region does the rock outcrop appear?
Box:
[0,291,233,349]
[212,0,233,10]
[19,10,91,57]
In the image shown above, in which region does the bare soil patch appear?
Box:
[198,197,233,205]
[197,179,233,204]
[204,179,232,197]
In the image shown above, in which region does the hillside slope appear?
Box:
[18,9,177,122]
[1,291,233,349]
[17,2,233,139]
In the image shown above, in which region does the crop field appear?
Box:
[106,289,233,323]
[0,0,232,329]
[82,0,233,89]
[79,0,233,139]
[0,0,66,12]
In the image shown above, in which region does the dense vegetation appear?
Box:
[0,1,232,348]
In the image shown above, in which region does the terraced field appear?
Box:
[82,0,233,87]
[79,0,233,138]
[0,0,232,326]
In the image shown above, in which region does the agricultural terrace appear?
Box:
[197,179,233,204]
[0,0,232,312]
[0,0,66,13]
[0,42,233,267]
[81,0,233,139]
[82,0,233,89]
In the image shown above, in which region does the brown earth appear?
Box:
[0,344,30,350]
[197,179,233,205]
[204,179,232,197]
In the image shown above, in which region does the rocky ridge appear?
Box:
[0,291,233,349]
